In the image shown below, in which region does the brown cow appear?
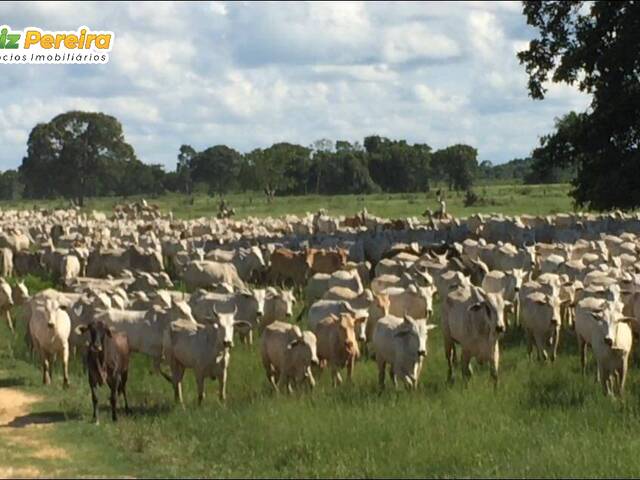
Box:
[307,248,349,275]
[76,321,130,424]
[268,248,311,286]
[315,313,363,386]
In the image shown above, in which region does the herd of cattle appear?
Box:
[2,203,640,422]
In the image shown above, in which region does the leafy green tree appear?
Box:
[177,144,196,194]
[0,170,23,200]
[432,144,478,191]
[20,111,137,206]
[191,145,242,196]
[518,1,640,209]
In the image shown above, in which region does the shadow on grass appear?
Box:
[0,376,27,388]
[3,411,68,428]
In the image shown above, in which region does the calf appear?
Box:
[76,321,130,423]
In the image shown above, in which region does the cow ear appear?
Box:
[105,327,114,338]
[287,339,300,350]
[426,324,438,331]
[620,316,636,324]
[74,325,89,336]
[590,311,603,321]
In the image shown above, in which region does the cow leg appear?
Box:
[153,357,173,383]
[577,337,587,376]
[333,367,343,387]
[599,365,610,396]
[390,367,398,389]
[617,358,628,397]
[376,358,386,389]
[347,357,355,383]
[196,374,206,406]
[461,350,473,384]
[120,370,130,414]
[91,384,100,424]
[61,343,70,389]
[42,355,51,385]
[4,310,14,334]
[218,368,227,402]
[526,329,534,360]
[550,329,560,363]
[110,380,119,422]
[266,365,279,392]
[170,362,185,405]
[444,337,455,383]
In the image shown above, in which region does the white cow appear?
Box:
[29,298,71,387]
[372,315,436,390]
[520,292,562,362]
[442,286,506,387]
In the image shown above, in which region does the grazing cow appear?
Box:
[163,307,249,403]
[590,305,634,396]
[307,248,349,275]
[76,321,130,423]
[260,321,319,392]
[268,248,311,287]
[29,298,71,387]
[520,292,562,362]
[0,278,15,332]
[315,313,363,386]
[442,286,506,387]
[183,260,246,291]
[372,315,436,390]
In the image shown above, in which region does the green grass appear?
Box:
[4,290,640,477]
[0,184,576,220]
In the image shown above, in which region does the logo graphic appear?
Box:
[0,25,114,64]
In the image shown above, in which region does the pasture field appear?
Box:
[2,184,637,478]
[0,183,574,220]
[3,274,640,478]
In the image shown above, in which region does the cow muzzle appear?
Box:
[223,340,233,348]
[604,337,613,347]
[47,322,55,329]
[495,325,505,334]
[418,349,426,357]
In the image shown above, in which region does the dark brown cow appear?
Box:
[76,321,130,424]
[268,248,312,286]
[307,248,349,275]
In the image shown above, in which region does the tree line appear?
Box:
[0,110,569,206]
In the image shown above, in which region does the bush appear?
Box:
[463,189,480,207]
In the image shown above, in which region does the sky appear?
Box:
[0,1,591,171]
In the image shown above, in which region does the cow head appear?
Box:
[0,278,14,306]
[533,294,563,327]
[591,302,634,350]
[394,315,437,358]
[468,291,506,335]
[331,313,360,358]
[12,281,29,306]
[212,304,243,349]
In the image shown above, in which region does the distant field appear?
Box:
[4,274,640,477]
[0,183,575,219]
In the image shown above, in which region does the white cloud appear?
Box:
[0,1,591,170]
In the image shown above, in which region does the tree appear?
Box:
[250,143,311,198]
[191,145,241,196]
[518,1,640,209]
[19,111,137,206]
[432,144,478,191]
[365,136,432,192]
[177,144,196,194]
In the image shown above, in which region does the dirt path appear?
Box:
[0,387,68,478]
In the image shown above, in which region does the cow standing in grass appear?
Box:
[76,321,131,423]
